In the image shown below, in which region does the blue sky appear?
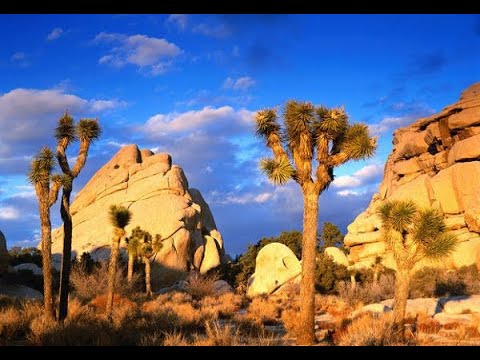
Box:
[0,14,479,256]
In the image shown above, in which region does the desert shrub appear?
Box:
[184,271,219,300]
[336,313,408,346]
[0,300,42,344]
[192,320,239,346]
[246,297,280,325]
[336,273,396,306]
[234,231,303,289]
[315,252,350,294]
[281,308,300,338]
[410,266,480,298]
[8,247,42,267]
[70,260,139,302]
[161,331,190,346]
[199,292,243,319]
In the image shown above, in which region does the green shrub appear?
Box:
[8,247,42,267]
[315,252,350,294]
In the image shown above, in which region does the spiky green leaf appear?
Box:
[259,157,294,185]
[284,100,314,147]
[422,233,457,261]
[255,109,280,139]
[108,204,132,229]
[77,119,101,142]
[55,112,77,145]
[314,106,348,140]
[28,146,55,184]
[335,124,377,160]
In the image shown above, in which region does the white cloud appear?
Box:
[142,106,253,136]
[332,163,384,189]
[47,27,64,41]
[368,116,415,135]
[337,189,366,197]
[209,191,273,205]
[0,206,20,220]
[11,52,26,61]
[192,23,231,39]
[0,88,126,162]
[95,32,182,76]
[89,99,127,112]
[223,76,255,91]
[166,14,188,30]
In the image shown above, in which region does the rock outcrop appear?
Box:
[246,242,301,297]
[345,82,480,270]
[50,145,228,286]
[0,230,9,275]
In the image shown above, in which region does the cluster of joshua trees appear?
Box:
[29,103,458,344]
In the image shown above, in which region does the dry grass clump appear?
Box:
[200,292,243,319]
[281,309,301,338]
[335,313,409,346]
[184,271,220,300]
[415,314,441,334]
[192,320,240,346]
[0,300,42,344]
[336,274,396,307]
[246,297,280,325]
[70,261,139,302]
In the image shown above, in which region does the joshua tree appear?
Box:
[126,226,143,283]
[106,204,132,321]
[142,233,162,297]
[378,200,457,336]
[28,147,63,319]
[254,101,376,344]
[127,227,162,296]
[54,112,101,321]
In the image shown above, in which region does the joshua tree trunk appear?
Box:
[144,257,152,297]
[106,235,121,321]
[297,186,320,345]
[350,273,357,290]
[57,189,72,321]
[39,196,54,319]
[392,268,411,337]
[127,254,134,283]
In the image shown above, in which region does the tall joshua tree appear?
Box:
[28,147,63,319]
[379,200,457,337]
[254,101,377,344]
[54,112,101,321]
[106,204,132,321]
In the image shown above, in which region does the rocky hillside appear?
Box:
[50,144,228,286]
[345,82,480,270]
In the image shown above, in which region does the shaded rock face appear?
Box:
[50,144,227,286]
[345,82,480,271]
[246,242,301,298]
[0,230,9,275]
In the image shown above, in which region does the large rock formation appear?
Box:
[0,230,9,275]
[345,82,480,271]
[50,144,227,286]
[246,242,301,297]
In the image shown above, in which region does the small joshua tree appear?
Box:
[378,200,457,337]
[28,147,63,319]
[54,112,101,321]
[106,204,132,321]
[254,101,376,344]
[126,226,143,284]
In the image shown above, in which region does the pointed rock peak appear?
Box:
[460,81,480,101]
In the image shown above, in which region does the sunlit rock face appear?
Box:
[345,82,480,271]
[49,144,227,286]
[246,242,301,297]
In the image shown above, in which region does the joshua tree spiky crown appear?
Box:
[379,200,457,267]
[108,205,132,233]
[255,101,377,189]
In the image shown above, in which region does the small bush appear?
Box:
[70,261,139,302]
[336,313,406,346]
[184,271,219,300]
[246,297,280,325]
[336,273,396,306]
